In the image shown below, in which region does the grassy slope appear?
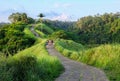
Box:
[55,39,120,81]
[15,40,63,80]
[24,26,36,38]
[35,23,54,37]
[0,25,63,81]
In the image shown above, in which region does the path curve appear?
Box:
[30,26,39,37]
[47,45,109,81]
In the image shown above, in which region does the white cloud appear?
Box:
[54,3,72,8]
[52,13,70,21]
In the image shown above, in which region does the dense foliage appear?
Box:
[75,12,120,44]
[35,23,54,35]
[43,19,75,31]
[0,22,36,55]
[55,39,120,81]
[0,41,63,81]
[8,12,35,24]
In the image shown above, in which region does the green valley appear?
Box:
[0,12,120,81]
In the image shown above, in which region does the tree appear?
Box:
[8,13,21,23]
[21,13,28,23]
[50,30,67,39]
[27,17,35,24]
[8,12,28,23]
[38,13,45,31]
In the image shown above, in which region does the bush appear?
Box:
[70,52,79,60]
[0,41,64,81]
[0,23,36,55]
[50,30,67,39]
[55,45,64,53]
[62,49,71,57]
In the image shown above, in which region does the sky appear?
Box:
[0,0,120,22]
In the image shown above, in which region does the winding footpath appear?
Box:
[30,26,39,37]
[30,26,109,81]
[47,45,109,81]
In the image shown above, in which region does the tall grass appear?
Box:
[35,23,54,35]
[0,40,63,81]
[35,29,47,38]
[55,39,120,81]
[24,27,36,38]
[55,39,84,59]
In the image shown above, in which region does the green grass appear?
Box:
[35,29,47,38]
[55,39,84,59]
[35,23,54,35]
[24,26,35,38]
[0,40,63,81]
[55,39,120,81]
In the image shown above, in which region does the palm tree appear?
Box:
[38,13,45,31]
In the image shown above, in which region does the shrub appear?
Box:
[50,30,67,39]
[62,49,71,57]
[70,52,79,60]
[0,41,64,81]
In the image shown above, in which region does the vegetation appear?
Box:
[1,12,120,81]
[37,13,45,32]
[0,22,36,55]
[8,12,35,24]
[0,40,63,81]
[24,26,36,38]
[55,39,120,81]
[35,23,54,35]
[49,30,67,39]
[75,12,120,44]
[43,19,75,31]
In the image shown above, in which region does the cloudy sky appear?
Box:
[0,0,120,22]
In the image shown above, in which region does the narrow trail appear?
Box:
[47,45,109,81]
[30,26,39,37]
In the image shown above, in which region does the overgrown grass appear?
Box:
[55,39,120,81]
[35,29,47,38]
[55,39,84,59]
[0,40,63,81]
[24,26,36,38]
[35,23,54,35]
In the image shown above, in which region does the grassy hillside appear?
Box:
[35,23,54,36]
[55,39,120,81]
[24,26,36,38]
[0,39,63,81]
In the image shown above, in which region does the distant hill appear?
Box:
[0,22,9,27]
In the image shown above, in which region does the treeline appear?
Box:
[0,22,35,56]
[0,22,9,27]
[43,19,75,31]
[75,12,120,44]
[44,12,120,44]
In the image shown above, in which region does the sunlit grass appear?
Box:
[55,39,120,81]
[35,29,47,38]
[35,23,54,35]
[24,26,35,38]
[0,40,63,81]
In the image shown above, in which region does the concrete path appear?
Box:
[47,45,109,81]
[30,26,39,37]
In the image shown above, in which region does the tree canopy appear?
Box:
[75,12,120,44]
